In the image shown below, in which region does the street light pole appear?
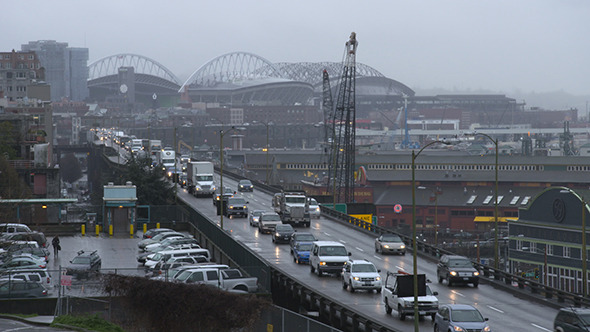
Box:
[411,140,449,332]
[219,126,235,230]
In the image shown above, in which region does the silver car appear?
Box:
[374,233,406,255]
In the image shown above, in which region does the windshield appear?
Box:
[382,234,402,242]
[196,175,213,181]
[579,313,590,325]
[297,243,313,251]
[276,225,293,232]
[229,198,246,205]
[351,264,377,273]
[262,214,281,221]
[296,234,316,242]
[319,246,348,256]
[451,309,484,322]
[240,180,252,185]
[309,198,318,205]
[252,211,264,217]
[72,257,90,264]
[449,259,473,268]
[286,197,306,204]
[175,270,191,282]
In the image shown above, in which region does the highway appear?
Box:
[178,177,557,332]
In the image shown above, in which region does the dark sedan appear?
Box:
[237,179,254,192]
[272,224,295,244]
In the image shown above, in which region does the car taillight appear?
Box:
[46,277,50,284]
[39,264,46,269]
[42,289,47,295]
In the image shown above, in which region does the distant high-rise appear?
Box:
[21,40,89,101]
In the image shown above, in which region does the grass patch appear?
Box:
[52,314,125,332]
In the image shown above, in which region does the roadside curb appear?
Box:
[0,314,90,331]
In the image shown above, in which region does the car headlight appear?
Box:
[483,326,490,332]
[319,262,326,266]
[452,326,466,332]
[243,205,247,209]
[353,276,360,281]
[229,205,234,209]
[400,245,406,249]
[240,185,244,188]
[275,232,280,237]
[473,271,480,276]
[450,271,458,276]
[383,245,390,249]
[375,276,381,281]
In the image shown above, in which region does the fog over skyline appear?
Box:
[4,1,589,110]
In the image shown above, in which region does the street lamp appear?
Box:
[219,126,236,230]
[417,186,439,246]
[468,132,499,269]
[559,188,588,296]
[253,121,273,184]
[522,246,548,286]
[411,140,450,332]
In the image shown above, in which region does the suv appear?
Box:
[224,197,249,218]
[66,250,101,279]
[0,269,52,286]
[436,254,480,287]
[213,186,235,207]
[341,259,382,293]
[554,307,590,332]
[0,223,32,234]
[0,279,47,298]
[258,212,282,234]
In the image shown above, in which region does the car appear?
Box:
[137,243,202,264]
[436,254,480,287]
[433,304,490,332]
[0,279,48,298]
[272,224,295,244]
[0,269,52,286]
[292,242,313,264]
[289,232,318,253]
[213,186,235,207]
[0,223,32,234]
[65,250,101,279]
[144,237,199,253]
[374,233,406,255]
[554,307,590,332]
[258,212,282,234]
[237,179,254,192]
[155,255,209,272]
[137,232,186,251]
[249,210,265,227]
[143,228,174,239]
[308,198,321,219]
[223,197,249,218]
[341,259,382,293]
[0,256,46,271]
[0,232,47,248]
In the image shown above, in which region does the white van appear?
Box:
[309,241,351,277]
[144,248,211,270]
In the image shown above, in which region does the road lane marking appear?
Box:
[355,247,364,252]
[486,305,503,313]
[450,290,465,297]
[531,323,551,331]
[324,232,331,236]
[373,255,382,260]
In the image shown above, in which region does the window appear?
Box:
[564,246,571,258]
[516,240,523,250]
[547,244,553,256]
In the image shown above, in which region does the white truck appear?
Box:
[158,148,176,176]
[272,191,311,227]
[174,267,258,293]
[382,271,439,321]
[187,161,216,197]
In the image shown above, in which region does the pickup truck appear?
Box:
[173,267,258,293]
[381,271,439,321]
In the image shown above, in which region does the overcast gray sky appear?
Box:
[5,0,590,97]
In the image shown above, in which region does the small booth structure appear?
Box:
[102,182,137,236]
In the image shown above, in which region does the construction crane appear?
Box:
[322,69,334,150]
[329,32,357,204]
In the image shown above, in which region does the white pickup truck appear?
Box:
[174,267,258,293]
[381,271,439,321]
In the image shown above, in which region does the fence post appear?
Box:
[81,224,85,236]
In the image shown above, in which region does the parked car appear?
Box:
[272,224,295,244]
[0,232,47,248]
[554,307,590,332]
[289,232,318,253]
[436,254,480,287]
[308,198,321,219]
[374,233,406,255]
[292,242,313,264]
[144,237,199,253]
[65,250,101,279]
[0,269,52,286]
[0,223,32,234]
[223,197,249,218]
[433,304,490,332]
[341,259,382,293]
[0,256,46,271]
[143,228,174,239]
[249,210,266,227]
[237,179,254,192]
[0,279,48,298]
[137,232,186,251]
